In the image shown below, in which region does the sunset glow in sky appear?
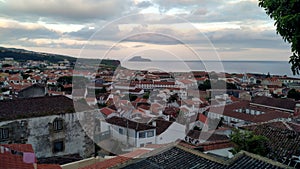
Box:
[0,0,291,61]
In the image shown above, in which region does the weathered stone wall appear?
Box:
[0,112,95,159]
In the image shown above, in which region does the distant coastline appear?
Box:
[122,60,297,77]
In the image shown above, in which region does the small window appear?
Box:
[139,132,145,138]
[147,142,152,145]
[53,140,64,153]
[119,128,124,135]
[53,119,63,131]
[0,128,9,139]
[140,143,145,147]
[147,131,154,137]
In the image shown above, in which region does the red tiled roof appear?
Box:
[138,104,150,110]
[178,79,194,84]
[252,96,297,111]
[198,114,207,123]
[122,149,150,158]
[134,97,148,103]
[209,101,291,123]
[79,156,130,169]
[100,107,116,116]
[38,164,62,169]
[195,77,207,81]
[153,81,175,85]
[200,140,233,151]
[0,144,36,169]
[9,83,31,91]
[129,88,143,93]
[230,96,239,102]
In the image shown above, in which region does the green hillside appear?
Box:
[0,46,120,67]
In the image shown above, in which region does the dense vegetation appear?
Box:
[287,88,300,101]
[230,129,269,156]
[259,0,300,74]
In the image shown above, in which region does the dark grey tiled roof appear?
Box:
[252,96,297,111]
[0,95,75,122]
[106,116,156,131]
[121,147,289,169]
[242,121,300,168]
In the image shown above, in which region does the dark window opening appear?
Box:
[147,131,154,137]
[0,128,9,139]
[53,119,63,131]
[139,132,145,138]
[119,128,124,135]
[53,140,64,153]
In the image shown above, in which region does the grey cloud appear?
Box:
[123,33,182,45]
[206,28,290,50]
[0,26,60,42]
[133,45,145,48]
[216,47,249,52]
[0,0,133,23]
[153,0,225,13]
[147,0,268,24]
[137,1,153,8]
[191,8,208,16]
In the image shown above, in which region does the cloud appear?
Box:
[0,0,133,23]
[0,20,60,42]
[152,0,224,13]
[206,28,290,50]
[136,1,153,8]
[0,0,291,61]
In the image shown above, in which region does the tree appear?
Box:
[226,82,237,89]
[256,79,262,85]
[128,94,137,102]
[230,129,269,156]
[57,76,72,85]
[259,1,300,74]
[266,72,271,78]
[2,64,12,68]
[287,88,300,100]
[198,80,211,91]
[193,126,202,131]
[143,92,150,99]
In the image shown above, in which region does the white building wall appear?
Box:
[156,122,185,144]
[136,129,156,147]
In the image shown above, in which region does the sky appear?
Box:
[0,0,292,61]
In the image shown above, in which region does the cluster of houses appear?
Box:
[2,57,300,168]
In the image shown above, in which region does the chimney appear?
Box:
[294,103,300,116]
[152,121,156,127]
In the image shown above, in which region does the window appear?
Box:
[53,119,63,131]
[147,131,154,137]
[139,132,145,138]
[0,128,9,139]
[119,128,124,135]
[140,143,145,147]
[53,140,64,153]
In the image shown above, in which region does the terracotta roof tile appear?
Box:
[100,107,116,116]
[79,156,130,169]
[37,164,62,169]
[0,144,36,169]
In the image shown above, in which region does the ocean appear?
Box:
[122,60,300,77]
